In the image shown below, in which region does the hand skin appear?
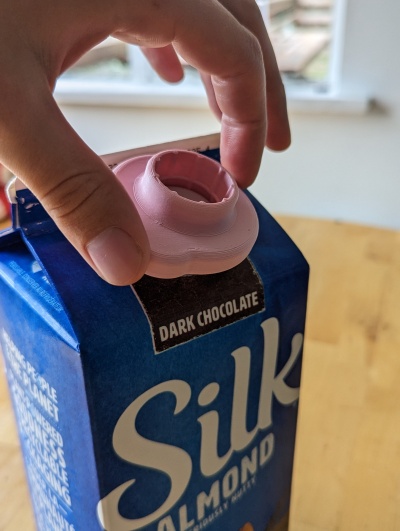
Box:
[0,0,290,285]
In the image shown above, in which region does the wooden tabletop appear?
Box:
[1,215,399,531]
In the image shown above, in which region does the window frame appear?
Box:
[54,0,369,115]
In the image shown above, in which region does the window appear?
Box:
[56,0,356,110]
[258,0,333,82]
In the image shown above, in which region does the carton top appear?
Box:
[0,135,309,354]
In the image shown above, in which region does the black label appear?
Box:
[132,259,265,353]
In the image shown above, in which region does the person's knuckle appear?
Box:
[218,33,262,83]
[41,170,109,222]
[245,30,263,64]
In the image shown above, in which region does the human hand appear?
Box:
[0,0,290,286]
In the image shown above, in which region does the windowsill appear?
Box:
[54,78,210,109]
[54,78,370,116]
[284,81,370,115]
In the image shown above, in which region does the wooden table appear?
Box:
[1,215,399,531]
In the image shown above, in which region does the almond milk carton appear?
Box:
[0,134,308,530]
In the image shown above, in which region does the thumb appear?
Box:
[0,77,150,286]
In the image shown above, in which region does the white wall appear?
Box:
[254,0,400,229]
[59,0,400,230]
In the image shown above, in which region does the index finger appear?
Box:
[173,0,267,186]
[218,0,291,152]
[116,0,267,187]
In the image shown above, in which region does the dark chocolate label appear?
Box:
[132,259,265,353]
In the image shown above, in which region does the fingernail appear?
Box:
[86,227,145,285]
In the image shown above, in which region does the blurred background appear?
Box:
[41,0,399,230]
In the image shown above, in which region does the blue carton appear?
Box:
[0,135,308,531]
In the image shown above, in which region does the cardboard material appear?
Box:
[0,135,309,531]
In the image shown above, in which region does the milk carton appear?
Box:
[0,134,309,531]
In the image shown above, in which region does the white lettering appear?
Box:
[222,466,239,498]
[241,446,258,483]
[186,315,195,332]
[259,433,274,466]
[258,318,302,430]
[97,381,192,531]
[160,326,169,342]
[196,481,220,520]
[97,318,302,529]
[157,516,176,531]
[179,505,195,531]
[225,301,233,316]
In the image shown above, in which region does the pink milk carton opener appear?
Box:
[114,149,259,278]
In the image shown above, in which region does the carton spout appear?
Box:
[114,150,259,279]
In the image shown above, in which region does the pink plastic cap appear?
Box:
[114,150,259,278]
